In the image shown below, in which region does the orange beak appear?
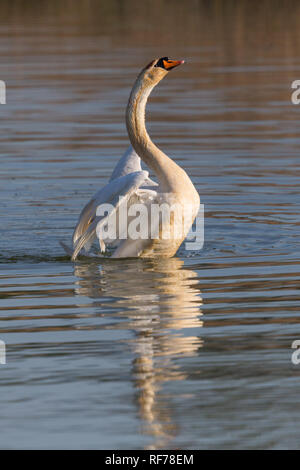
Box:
[163,59,185,70]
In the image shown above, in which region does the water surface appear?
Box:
[0,0,300,449]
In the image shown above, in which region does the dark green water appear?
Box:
[0,0,300,449]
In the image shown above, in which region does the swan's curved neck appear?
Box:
[126,75,184,192]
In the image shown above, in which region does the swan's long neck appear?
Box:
[126,74,185,192]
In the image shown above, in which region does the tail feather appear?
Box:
[71,224,97,261]
[60,241,73,256]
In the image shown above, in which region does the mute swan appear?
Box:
[64,57,200,260]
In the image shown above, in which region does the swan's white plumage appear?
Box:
[109,145,141,181]
[109,145,157,187]
[71,168,157,260]
[63,57,200,260]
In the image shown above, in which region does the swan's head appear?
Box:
[141,57,184,86]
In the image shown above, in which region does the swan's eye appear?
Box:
[155,57,169,69]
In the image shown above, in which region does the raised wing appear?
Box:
[109,146,142,181]
[73,146,158,247]
[71,170,152,261]
[110,145,157,187]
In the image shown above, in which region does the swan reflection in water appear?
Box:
[73,257,203,449]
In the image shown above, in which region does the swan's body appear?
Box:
[65,57,200,260]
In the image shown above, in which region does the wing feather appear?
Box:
[71,170,153,260]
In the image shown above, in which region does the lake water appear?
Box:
[0,0,300,449]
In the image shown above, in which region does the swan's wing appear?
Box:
[71,145,157,249]
[72,157,157,248]
[72,188,105,247]
[109,146,142,181]
[71,170,152,261]
[72,157,142,247]
[110,145,158,187]
[72,170,149,247]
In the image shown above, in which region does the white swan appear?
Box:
[64,57,200,260]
